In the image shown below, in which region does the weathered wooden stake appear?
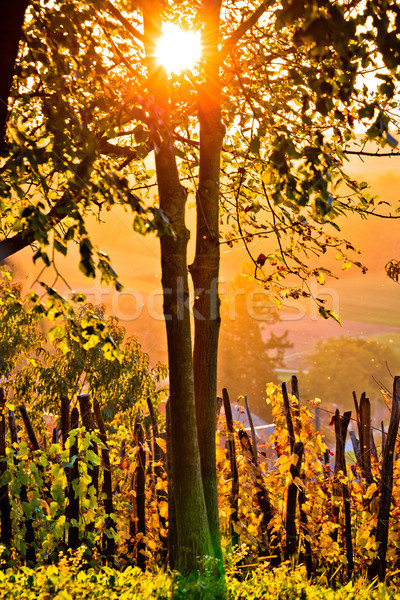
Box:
[93,398,115,561]
[282,382,295,454]
[67,407,80,551]
[8,409,36,564]
[285,441,304,560]
[238,427,279,566]
[146,397,168,561]
[244,395,258,466]
[18,404,40,450]
[369,376,400,581]
[0,389,12,551]
[222,388,239,547]
[78,394,99,496]
[291,375,300,417]
[333,410,353,577]
[134,419,146,571]
[60,395,70,450]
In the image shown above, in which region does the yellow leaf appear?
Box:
[364,483,378,500]
[155,437,167,454]
[247,523,257,535]
[261,168,273,185]
[159,501,168,519]
[147,539,157,551]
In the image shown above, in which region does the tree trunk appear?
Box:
[142,0,213,574]
[189,0,224,562]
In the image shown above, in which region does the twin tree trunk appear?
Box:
[190,0,224,563]
[143,0,223,574]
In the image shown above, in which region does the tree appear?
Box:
[1,0,400,576]
[301,336,397,430]
[219,271,291,419]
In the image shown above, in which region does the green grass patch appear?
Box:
[0,565,400,600]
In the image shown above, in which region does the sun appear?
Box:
[155,23,201,74]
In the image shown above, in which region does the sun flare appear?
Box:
[155,23,201,74]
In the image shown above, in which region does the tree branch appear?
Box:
[220,0,274,61]
[0,156,91,261]
[102,0,144,44]
[98,137,139,159]
[344,150,400,157]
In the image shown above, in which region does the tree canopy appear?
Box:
[1,0,400,290]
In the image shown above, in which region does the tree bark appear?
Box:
[142,0,213,574]
[189,0,224,563]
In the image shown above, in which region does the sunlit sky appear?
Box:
[155,23,201,74]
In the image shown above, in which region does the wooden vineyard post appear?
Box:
[238,427,279,566]
[60,395,70,449]
[289,377,311,576]
[0,389,12,552]
[349,431,361,462]
[282,383,295,454]
[354,392,373,484]
[165,399,177,570]
[333,410,353,577]
[285,441,304,561]
[52,428,60,464]
[359,394,373,484]
[291,375,300,417]
[134,419,146,571]
[222,388,239,547]
[370,429,378,461]
[244,395,258,465]
[381,421,387,457]
[8,409,36,564]
[18,404,40,451]
[93,398,115,561]
[67,406,80,551]
[146,397,167,561]
[369,376,400,581]
[7,410,18,446]
[78,394,99,496]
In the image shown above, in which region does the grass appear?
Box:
[1,564,400,600]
